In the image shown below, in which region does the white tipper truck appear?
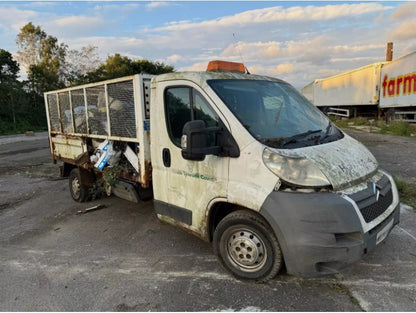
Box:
[302,51,416,122]
[44,60,400,282]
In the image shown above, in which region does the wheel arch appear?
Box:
[207,201,275,242]
[61,162,76,178]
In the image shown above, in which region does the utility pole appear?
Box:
[386,42,393,61]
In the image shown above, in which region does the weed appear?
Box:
[328,283,362,310]
[353,117,368,126]
[333,116,415,137]
[394,177,416,208]
[331,117,350,128]
[386,121,412,136]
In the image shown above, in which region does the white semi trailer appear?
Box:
[302,51,416,122]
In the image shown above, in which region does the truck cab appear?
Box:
[44,61,400,282]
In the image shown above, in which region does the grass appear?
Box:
[0,121,47,136]
[394,177,416,209]
[380,121,414,136]
[331,116,416,137]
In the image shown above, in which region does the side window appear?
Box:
[193,90,219,127]
[165,87,219,147]
[165,88,192,146]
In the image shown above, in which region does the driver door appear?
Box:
[153,81,229,236]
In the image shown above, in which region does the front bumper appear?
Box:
[259,175,400,277]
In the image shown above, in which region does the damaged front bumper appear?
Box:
[259,172,400,277]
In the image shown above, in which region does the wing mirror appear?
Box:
[181,120,221,161]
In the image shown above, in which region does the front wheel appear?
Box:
[213,210,283,282]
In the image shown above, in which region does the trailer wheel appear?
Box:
[213,210,282,282]
[69,168,89,202]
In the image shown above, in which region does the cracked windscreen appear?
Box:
[208,79,342,149]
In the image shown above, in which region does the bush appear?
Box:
[381,121,412,136]
[353,117,368,126]
[394,177,416,208]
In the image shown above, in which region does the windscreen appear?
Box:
[208,79,342,149]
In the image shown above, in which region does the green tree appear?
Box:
[0,48,43,134]
[16,22,67,94]
[75,53,174,84]
[15,22,47,69]
[0,49,21,132]
[0,49,19,82]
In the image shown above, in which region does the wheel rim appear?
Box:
[71,176,81,199]
[225,227,267,272]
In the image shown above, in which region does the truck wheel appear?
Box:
[213,210,282,282]
[69,168,89,202]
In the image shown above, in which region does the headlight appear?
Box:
[262,148,331,188]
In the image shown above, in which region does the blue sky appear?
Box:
[1,1,415,88]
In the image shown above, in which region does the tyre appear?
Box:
[213,210,283,282]
[69,168,89,202]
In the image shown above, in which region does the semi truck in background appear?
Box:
[44,60,400,282]
[302,51,416,123]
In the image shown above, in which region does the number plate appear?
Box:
[376,219,394,245]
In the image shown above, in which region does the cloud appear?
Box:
[166,54,182,63]
[0,7,38,32]
[388,19,416,41]
[150,3,391,33]
[52,16,107,34]
[68,36,145,54]
[93,3,141,14]
[146,2,171,10]
[273,63,295,75]
[0,1,410,89]
[179,62,207,72]
[391,2,416,20]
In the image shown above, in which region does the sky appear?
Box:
[1,0,416,88]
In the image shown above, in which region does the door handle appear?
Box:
[162,148,171,167]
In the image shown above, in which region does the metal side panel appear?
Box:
[51,136,87,161]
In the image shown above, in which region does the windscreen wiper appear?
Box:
[319,122,336,143]
[280,129,322,148]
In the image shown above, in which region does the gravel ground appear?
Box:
[0,130,415,311]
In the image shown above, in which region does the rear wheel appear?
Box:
[213,210,282,282]
[69,168,89,202]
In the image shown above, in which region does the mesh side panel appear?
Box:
[108,80,136,138]
[86,85,108,135]
[59,92,73,133]
[71,89,87,133]
[47,94,60,131]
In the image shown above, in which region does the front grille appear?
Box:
[349,175,393,223]
[360,189,393,222]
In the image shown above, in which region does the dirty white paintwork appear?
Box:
[150,79,230,235]
[276,133,379,191]
[151,71,388,239]
[51,136,86,160]
[228,140,278,212]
